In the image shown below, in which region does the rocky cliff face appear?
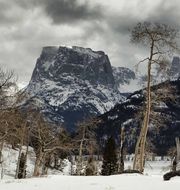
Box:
[25,46,123,131]
[30,46,116,89]
[112,66,140,93]
[112,67,136,85]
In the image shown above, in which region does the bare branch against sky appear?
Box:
[0,0,180,85]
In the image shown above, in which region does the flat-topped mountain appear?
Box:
[25,46,124,130]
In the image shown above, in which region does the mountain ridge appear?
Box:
[97,79,180,155]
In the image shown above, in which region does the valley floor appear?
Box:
[0,174,180,190]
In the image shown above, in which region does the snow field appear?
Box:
[0,174,180,190]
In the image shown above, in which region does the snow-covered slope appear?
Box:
[1,145,179,190]
[24,46,123,131]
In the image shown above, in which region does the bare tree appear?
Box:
[131,22,179,172]
[14,115,29,179]
[0,68,18,146]
[30,114,57,176]
[41,127,72,175]
[0,69,17,151]
[0,68,31,179]
[74,118,100,175]
[0,108,26,178]
[30,112,71,176]
[172,137,180,172]
[0,69,17,109]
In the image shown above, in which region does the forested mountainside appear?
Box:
[97,79,180,155]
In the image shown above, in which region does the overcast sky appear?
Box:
[0,0,180,86]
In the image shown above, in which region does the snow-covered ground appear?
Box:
[0,173,180,190]
[0,145,179,190]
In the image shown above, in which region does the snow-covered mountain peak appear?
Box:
[30,46,115,89]
[25,46,123,131]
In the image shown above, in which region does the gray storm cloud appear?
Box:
[41,0,103,24]
[0,0,180,85]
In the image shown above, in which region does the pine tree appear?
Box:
[101,136,118,175]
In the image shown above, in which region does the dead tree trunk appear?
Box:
[15,123,26,179]
[172,156,177,172]
[41,153,49,176]
[175,137,180,162]
[77,126,85,175]
[0,141,4,179]
[23,140,29,178]
[118,127,125,173]
[172,137,180,172]
[133,59,152,173]
[130,22,179,173]
[33,148,44,177]
[15,145,23,179]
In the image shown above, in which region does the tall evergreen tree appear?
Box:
[101,136,118,175]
